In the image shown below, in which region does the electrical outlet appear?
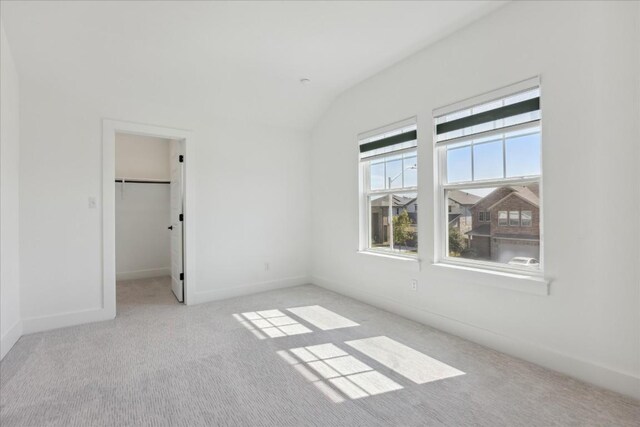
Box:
[410,279,418,291]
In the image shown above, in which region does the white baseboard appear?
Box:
[22,307,114,335]
[19,275,305,334]
[0,320,23,360]
[191,275,309,305]
[311,274,640,401]
[116,267,170,281]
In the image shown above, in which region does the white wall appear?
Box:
[115,133,170,181]
[18,75,311,333]
[310,1,640,399]
[115,183,170,281]
[0,21,22,359]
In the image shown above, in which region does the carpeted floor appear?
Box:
[1,277,638,426]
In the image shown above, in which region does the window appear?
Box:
[509,211,520,226]
[498,211,508,226]
[360,120,418,256]
[435,78,542,271]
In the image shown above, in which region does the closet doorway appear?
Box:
[102,120,192,317]
[115,134,185,307]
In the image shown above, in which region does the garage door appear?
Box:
[495,240,539,264]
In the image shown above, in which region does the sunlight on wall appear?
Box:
[277,343,402,402]
[286,305,360,330]
[346,336,465,384]
[233,310,312,338]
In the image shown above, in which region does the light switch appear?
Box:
[88,197,97,209]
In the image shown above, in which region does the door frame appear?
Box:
[102,119,194,316]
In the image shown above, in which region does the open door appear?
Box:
[169,139,185,302]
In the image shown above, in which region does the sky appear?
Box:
[369,131,539,197]
[447,132,540,185]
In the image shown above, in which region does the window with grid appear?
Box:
[359,120,418,257]
[434,78,542,271]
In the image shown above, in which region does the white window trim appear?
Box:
[431,262,549,296]
[433,79,545,278]
[433,76,540,118]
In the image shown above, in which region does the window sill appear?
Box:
[357,250,421,270]
[432,261,549,296]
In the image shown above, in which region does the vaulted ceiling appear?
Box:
[1,1,506,129]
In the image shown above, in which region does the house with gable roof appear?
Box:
[448,190,481,235]
[465,184,540,263]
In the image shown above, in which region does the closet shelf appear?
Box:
[115,178,170,184]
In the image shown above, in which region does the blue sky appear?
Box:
[447,132,540,187]
[369,131,539,195]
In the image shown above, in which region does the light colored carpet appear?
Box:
[1,277,638,426]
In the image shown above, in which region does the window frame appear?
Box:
[359,118,419,259]
[433,78,544,275]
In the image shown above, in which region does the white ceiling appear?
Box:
[1,1,506,130]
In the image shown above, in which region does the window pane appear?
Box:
[473,140,504,181]
[509,211,520,226]
[447,186,540,268]
[446,187,491,258]
[447,145,472,183]
[436,87,539,142]
[503,110,541,127]
[402,154,417,188]
[392,193,417,255]
[506,132,541,177]
[369,195,390,250]
[498,211,508,225]
[504,88,540,105]
[521,211,532,227]
[370,161,385,191]
[385,156,403,189]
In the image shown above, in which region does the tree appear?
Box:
[393,209,415,251]
[448,226,465,255]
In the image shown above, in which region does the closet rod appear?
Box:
[115,179,170,184]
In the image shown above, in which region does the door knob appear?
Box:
[168,225,173,230]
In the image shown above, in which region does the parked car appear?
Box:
[508,257,539,267]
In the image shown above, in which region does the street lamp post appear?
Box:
[387,164,417,188]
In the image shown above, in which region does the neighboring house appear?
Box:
[466,184,540,263]
[448,190,481,235]
[370,195,417,249]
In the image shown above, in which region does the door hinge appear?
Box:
[179,155,184,163]
[179,213,184,222]
[180,272,184,281]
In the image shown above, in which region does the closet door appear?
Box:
[169,140,184,302]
